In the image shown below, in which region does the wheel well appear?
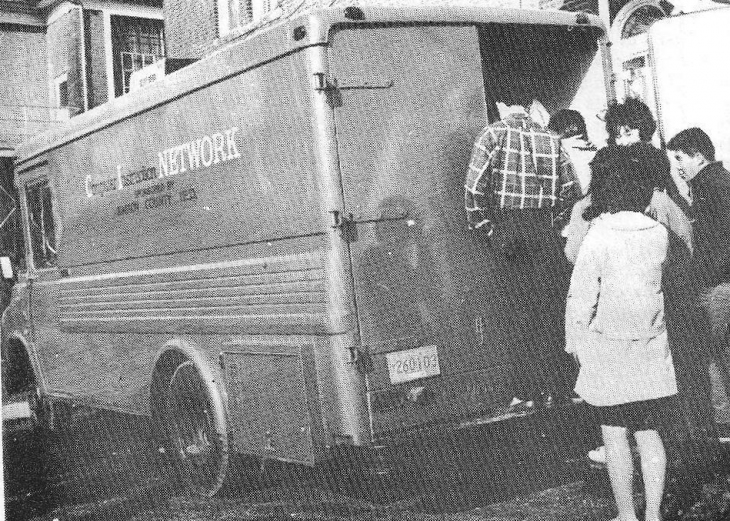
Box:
[151,350,189,414]
[3,339,37,396]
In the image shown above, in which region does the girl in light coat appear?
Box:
[566,147,677,521]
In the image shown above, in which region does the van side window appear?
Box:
[25,180,57,269]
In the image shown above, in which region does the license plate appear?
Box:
[386,345,440,384]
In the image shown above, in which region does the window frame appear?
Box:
[110,15,166,97]
[217,0,279,37]
[54,72,69,109]
[23,176,60,273]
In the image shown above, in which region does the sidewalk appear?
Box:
[470,443,730,521]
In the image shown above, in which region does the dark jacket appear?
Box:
[689,161,730,288]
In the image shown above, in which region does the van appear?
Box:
[4,6,611,495]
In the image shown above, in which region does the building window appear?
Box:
[218,0,278,36]
[55,73,69,109]
[111,16,165,97]
[621,5,666,38]
[25,179,57,269]
[622,56,649,101]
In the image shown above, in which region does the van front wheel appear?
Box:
[160,360,228,497]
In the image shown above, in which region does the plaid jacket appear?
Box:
[464,113,581,234]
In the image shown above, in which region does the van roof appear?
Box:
[15,6,604,168]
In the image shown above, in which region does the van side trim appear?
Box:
[58,251,331,335]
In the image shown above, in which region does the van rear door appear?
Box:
[328,21,604,437]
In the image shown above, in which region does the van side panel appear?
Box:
[55,51,323,268]
[31,50,331,417]
[58,250,329,334]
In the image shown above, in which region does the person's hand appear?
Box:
[645,204,658,220]
[469,220,494,241]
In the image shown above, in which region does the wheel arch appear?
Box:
[149,339,228,441]
[149,339,230,497]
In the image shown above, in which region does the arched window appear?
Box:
[621,4,666,38]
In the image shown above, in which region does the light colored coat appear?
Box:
[566,211,678,406]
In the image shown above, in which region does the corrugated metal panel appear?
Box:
[58,251,328,333]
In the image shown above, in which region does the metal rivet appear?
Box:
[293,26,306,41]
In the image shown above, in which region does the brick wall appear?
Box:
[164,0,218,58]
[85,9,108,108]
[164,0,533,59]
[0,24,50,150]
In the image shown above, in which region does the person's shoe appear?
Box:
[508,397,534,413]
[587,445,606,464]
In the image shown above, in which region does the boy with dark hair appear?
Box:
[667,127,716,164]
[548,109,589,140]
[667,128,730,432]
[667,127,730,287]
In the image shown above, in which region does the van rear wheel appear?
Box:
[161,360,228,497]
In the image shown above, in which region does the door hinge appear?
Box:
[330,210,357,242]
[313,72,334,92]
[348,346,374,374]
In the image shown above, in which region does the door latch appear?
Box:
[314,72,394,91]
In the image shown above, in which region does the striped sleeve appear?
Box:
[465,125,502,232]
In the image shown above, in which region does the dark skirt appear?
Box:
[588,395,678,432]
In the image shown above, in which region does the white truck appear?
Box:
[650,7,730,163]
[649,6,730,424]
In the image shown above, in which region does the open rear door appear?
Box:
[328,21,604,437]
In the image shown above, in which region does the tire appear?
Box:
[158,360,228,497]
[4,342,53,432]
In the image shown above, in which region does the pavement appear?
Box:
[3,397,729,521]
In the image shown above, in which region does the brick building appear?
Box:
[162,0,726,129]
[163,0,543,61]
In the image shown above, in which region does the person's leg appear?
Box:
[602,424,639,521]
[494,214,535,404]
[713,333,730,423]
[634,429,667,521]
[527,218,576,404]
